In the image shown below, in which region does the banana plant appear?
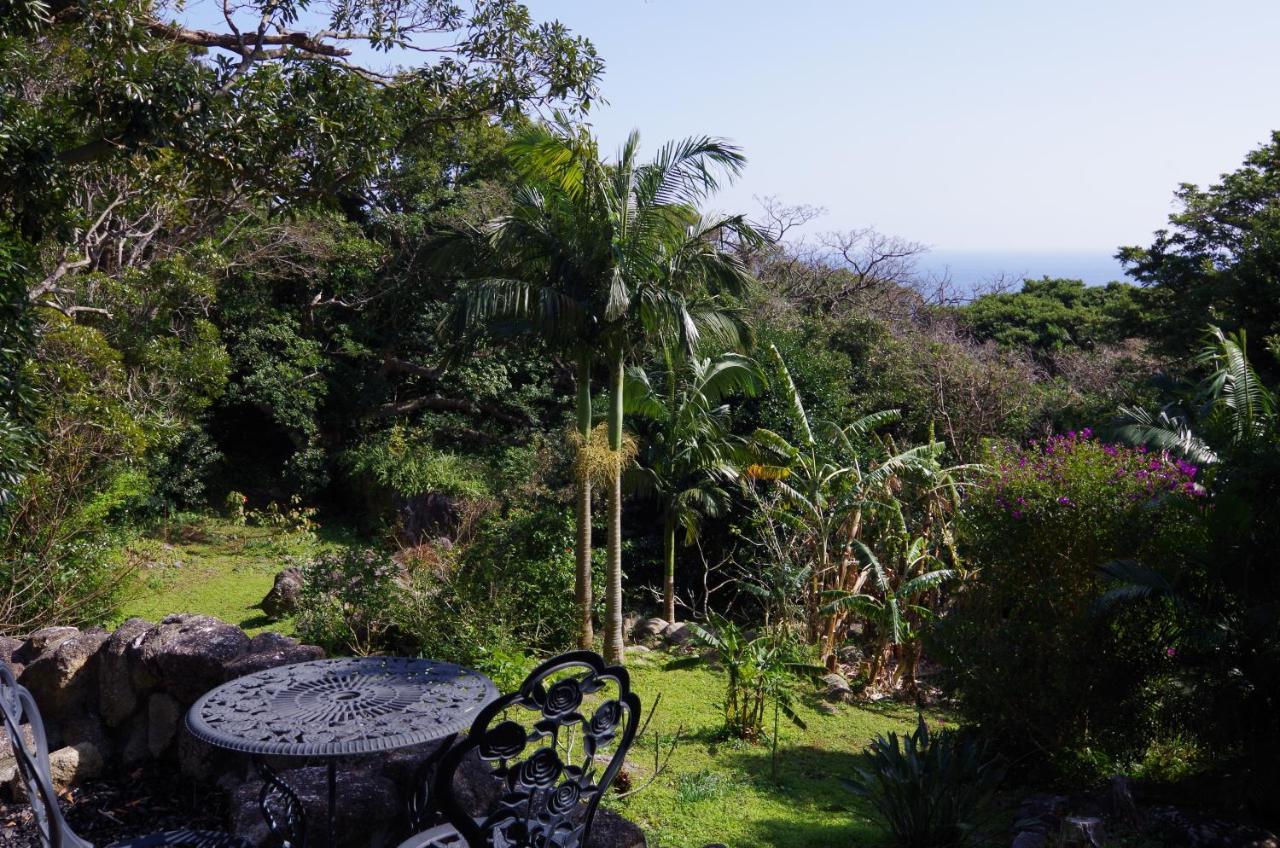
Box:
[745,344,966,664]
[668,613,825,755]
[822,536,955,688]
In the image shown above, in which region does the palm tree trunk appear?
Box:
[603,353,626,664]
[662,509,677,623]
[574,353,594,649]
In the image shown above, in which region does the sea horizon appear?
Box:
[918,250,1130,293]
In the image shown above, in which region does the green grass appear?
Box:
[112,518,946,848]
[114,518,338,634]
[611,652,942,848]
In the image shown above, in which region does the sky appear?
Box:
[526,1,1280,263]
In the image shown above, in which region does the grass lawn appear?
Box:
[614,653,935,848]
[112,519,940,847]
[114,519,334,634]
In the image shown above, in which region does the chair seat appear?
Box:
[396,823,467,848]
[106,829,255,848]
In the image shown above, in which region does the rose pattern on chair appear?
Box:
[437,651,641,848]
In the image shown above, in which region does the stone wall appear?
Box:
[1,614,323,789]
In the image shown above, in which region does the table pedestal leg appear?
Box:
[253,756,307,848]
[327,760,336,848]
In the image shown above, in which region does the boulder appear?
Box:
[147,692,182,758]
[120,712,150,767]
[0,635,20,664]
[98,617,154,726]
[820,672,853,703]
[14,626,80,664]
[660,623,692,646]
[259,567,304,619]
[47,742,104,789]
[222,640,324,681]
[138,614,250,703]
[586,807,646,848]
[229,763,400,848]
[632,618,668,642]
[19,628,109,717]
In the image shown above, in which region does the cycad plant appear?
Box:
[625,348,765,623]
[848,716,1004,848]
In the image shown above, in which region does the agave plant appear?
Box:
[847,716,1004,848]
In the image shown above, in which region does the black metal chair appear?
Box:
[0,663,251,848]
[398,650,641,848]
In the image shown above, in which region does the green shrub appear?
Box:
[931,431,1202,772]
[847,716,1004,848]
[295,548,401,656]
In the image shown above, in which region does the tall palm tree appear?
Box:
[626,348,765,623]
[443,122,609,649]
[450,120,762,662]
[590,136,762,662]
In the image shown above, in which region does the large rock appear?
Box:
[222,634,324,681]
[661,623,692,646]
[14,626,81,664]
[821,672,854,703]
[98,617,154,726]
[138,614,250,703]
[229,763,400,848]
[631,618,668,642]
[19,628,109,718]
[148,692,182,758]
[587,808,646,848]
[0,635,21,665]
[47,742,104,790]
[259,567,304,619]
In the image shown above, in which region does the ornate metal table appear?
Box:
[186,657,498,848]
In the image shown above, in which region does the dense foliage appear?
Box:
[4,1,1280,823]
[932,433,1202,772]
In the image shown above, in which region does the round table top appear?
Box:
[185,657,499,758]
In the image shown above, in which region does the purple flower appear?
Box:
[1056,497,1072,506]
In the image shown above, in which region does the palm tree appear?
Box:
[450,120,762,663]
[625,348,765,623]
[1118,326,1277,463]
[443,122,608,649]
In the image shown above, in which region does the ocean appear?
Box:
[917,250,1130,295]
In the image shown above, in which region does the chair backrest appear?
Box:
[0,663,93,848]
[433,651,641,848]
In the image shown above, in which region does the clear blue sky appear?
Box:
[530,1,1280,254]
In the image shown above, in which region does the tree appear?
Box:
[958,277,1143,355]
[1119,132,1280,368]
[442,121,610,649]
[2,0,601,309]
[625,349,764,623]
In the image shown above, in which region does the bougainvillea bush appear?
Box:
[931,431,1204,775]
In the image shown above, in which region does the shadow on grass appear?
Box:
[714,744,887,848]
